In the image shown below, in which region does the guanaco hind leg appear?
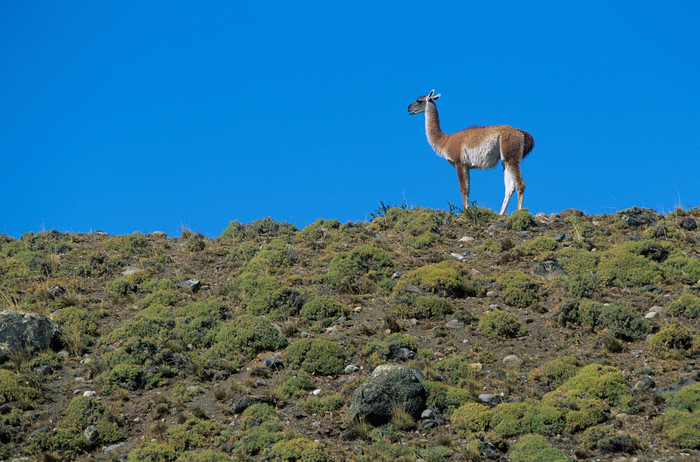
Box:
[500,161,526,214]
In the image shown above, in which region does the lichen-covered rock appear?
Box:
[0,310,59,361]
[349,364,427,426]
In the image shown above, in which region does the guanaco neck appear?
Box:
[425,101,448,156]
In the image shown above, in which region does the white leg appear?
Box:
[499,166,516,215]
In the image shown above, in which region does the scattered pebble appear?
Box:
[450,252,465,261]
[486,290,499,298]
[83,391,96,397]
[345,365,359,373]
[459,236,475,242]
[446,319,465,329]
[312,389,321,396]
[645,311,659,319]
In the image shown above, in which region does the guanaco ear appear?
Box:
[427,90,434,98]
[432,93,441,100]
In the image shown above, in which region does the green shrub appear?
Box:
[297,218,342,241]
[127,442,178,461]
[497,270,544,308]
[101,363,145,394]
[267,437,330,462]
[362,332,419,363]
[666,383,700,412]
[509,434,571,462]
[581,425,640,453]
[393,259,485,298]
[286,338,345,375]
[555,246,599,276]
[277,370,316,399]
[302,393,346,414]
[475,238,512,253]
[105,276,138,298]
[241,403,279,429]
[300,295,348,328]
[507,209,536,231]
[541,390,606,433]
[434,356,481,387]
[324,245,394,293]
[461,203,498,226]
[164,418,220,452]
[649,323,693,356]
[234,419,284,456]
[221,217,296,241]
[662,409,700,449]
[247,287,306,320]
[0,369,37,405]
[552,364,631,407]
[391,295,454,319]
[669,294,700,319]
[423,380,474,413]
[528,356,584,388]
[227,241,260,263]
[450,402,491,432]
[245,239,298,273]
[598,248,664,288]
[662,253,700,284]
[37,396,124,454]
[517,236,558,255]
[557,300,647,340]
[479,310,527,339]
[212,314,287,359]
[490,401,564,437]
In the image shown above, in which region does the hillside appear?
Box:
[0,205,698,461]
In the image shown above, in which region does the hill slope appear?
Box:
[0,206,698,461]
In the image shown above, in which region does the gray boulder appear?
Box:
[678,217,697,231]
[560,208,584,219]
[0,310,59,362]
[349,364,427,426]
[533,260,566,280]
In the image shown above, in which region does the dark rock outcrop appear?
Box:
[349,364,426,426]
[0,310,59,362]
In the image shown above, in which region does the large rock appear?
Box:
[533,260,566,280]
[0,310,59,362]
[616,206,659,227]
[349,364,427,426]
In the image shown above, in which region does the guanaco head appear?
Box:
[407,89,441,115]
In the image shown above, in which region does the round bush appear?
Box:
[286,338,345,375]
[479,310,526,339]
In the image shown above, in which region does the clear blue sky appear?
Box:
[2,1,699,238]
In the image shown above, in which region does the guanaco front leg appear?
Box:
[455,161,470,209]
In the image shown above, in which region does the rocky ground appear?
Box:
[0,205,698,461]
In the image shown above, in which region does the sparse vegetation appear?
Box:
[0,207,697,460]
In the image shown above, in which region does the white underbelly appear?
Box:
[461,135,501,169]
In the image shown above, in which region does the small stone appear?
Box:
[634,377,656,391]
[121,265,141,276]
[312,389,321,396]
[83,391,97,397]
[104,442,125,452]
[469,362,483,371]
[83,425,99,445]
[554,232,566,242]
[391,272,403,278]
[560,208,584,219]
[49,285,66,298]
[133,417,141,422]
[255,379,267,387]
[678,217,697,230]
[479,394,495,403]
[489,304,500,309]
[645,311,659,319]
[151,231,167,238]
[33,365,53,376]
[345,365,359,373]
[516,231,528,238]
[446,319,465,329]
[486,290,499,298]
[615,413,628,419]
[264,357,286,371]
[502,355,523,369]
[354,306,362,312]
[177,279,201,293]
[524,317,534,324]
[301,332,315,338]
[459,236,475,242]
[533,260,566,280]
[326,327,338,334]
[421,409,435,419]
[187,386,198,393]
[450,252,465,261]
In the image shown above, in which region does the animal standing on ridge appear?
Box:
[408,90,534,215]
